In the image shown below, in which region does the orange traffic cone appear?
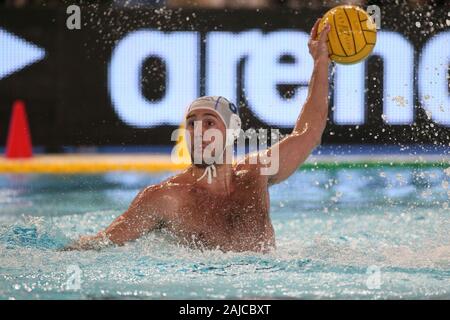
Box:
[5,100,33,158]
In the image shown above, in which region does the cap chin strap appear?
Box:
[196,164,217,184]
[195,142,228,185]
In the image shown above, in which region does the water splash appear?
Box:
[0,169,449,299]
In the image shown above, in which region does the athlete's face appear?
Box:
[185,109,227,165]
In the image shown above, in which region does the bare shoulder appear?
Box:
[142,170,191,194]
[137,170,192,213]
[233,155,268,185]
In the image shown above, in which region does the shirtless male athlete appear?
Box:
[65,19,331,252]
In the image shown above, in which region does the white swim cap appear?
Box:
[185,96,241,146]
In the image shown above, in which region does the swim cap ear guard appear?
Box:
[226,113,242,147]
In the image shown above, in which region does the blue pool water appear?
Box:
[0,166,449,299]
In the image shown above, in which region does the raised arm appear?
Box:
[266,18,331,185]
[64,185,165,250]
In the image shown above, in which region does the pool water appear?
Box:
[0,166,449,299]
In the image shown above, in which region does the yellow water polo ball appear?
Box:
[317,5,377,64]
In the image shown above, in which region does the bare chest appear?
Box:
[166,176,274,251]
